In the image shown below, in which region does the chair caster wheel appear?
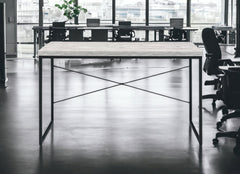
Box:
[233,146,240,156]
[216,122,222,130]
[222,108,228,115]
[213,138,219,146]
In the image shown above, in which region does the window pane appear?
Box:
[116,0,145,23]
[44,0,66,23]
[44,0,112,24]
[17,0,39,42]
[80,0,112,23]
[149,0,186,24]
[17,0,39,23]
[191,0,223,24]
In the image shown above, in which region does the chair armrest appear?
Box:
[218,59,234,66]
[232,58,240,64]
[205,53,213,58]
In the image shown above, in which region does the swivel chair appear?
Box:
[114,21,135,42]
[167,28,187,41]
[212,67,240,155]
[201,28,234,107]
[46,22,67,43]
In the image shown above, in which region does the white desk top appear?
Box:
[38,42,203,58]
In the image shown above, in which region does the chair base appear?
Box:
[216,110,240,130]
[213,128,240,155]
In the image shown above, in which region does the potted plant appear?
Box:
[55,0,87,22]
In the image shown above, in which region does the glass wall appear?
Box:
[79,0,112,23]
[191,0,223,24]
[17,0,230,51]
[116,0,145,24]
[149,0,186,24]
[191,0,224,43]
[17,0,39,43]
[43,0,65,23]
[43,0,112,24]
[17,0,39,57]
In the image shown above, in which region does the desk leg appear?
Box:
[189,58,202,146]
[39,58,42,145]
[33,30,36,58]
[186,31,190,41]
[189,59,192,123]
[159,30,164,41]
[39,58,54,146]
[51,58,54,122]
[199,58,203,145]
[154,30,157,41]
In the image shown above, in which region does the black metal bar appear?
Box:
[33,29,36,58]
[0,2,7,88]
[189,59,192,122]
[39,0,43,50]
[123,84,189,103]
[54,65,189,85]
[154,30,157,41]
[235,0,240,57]
[51,58,54,122]
[224,0,229,26]
[187,0,191,27]
[199,57,203,145]
[39,57,43,145]
[158,29,164,41]
[54,65,190,104]
[145,0,149,41]
[74,0,78,24]
[41,121,53,145]
[55,84,121,104]
[190,121,200,143]
[112,0,115,24]
[186,0,191,41]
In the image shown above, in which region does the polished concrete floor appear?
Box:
[1,46,240,174]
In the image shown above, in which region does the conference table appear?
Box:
[38,41,203,146]
[33,25,198,58]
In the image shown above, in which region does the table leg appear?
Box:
[159,29,164,41]
[189,59,192,123]
[186,31,190,41]
[39,58,54,146]
[154,30,157,41]
[199,57,203,145]
[39,58,42,145]
[51,58,54,122]
[33,30,36,58]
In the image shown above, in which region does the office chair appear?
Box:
[212,67,240,155]
[114,21,135,42]
[166,28,187,41]
[201,28,234,107]
[46,22,67,43]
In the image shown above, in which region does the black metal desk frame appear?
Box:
[39,54,202,147]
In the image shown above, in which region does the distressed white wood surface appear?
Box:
[38,42,202,58]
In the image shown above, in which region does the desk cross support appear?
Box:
[39,57,202,146]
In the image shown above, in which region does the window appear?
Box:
[191,0,223,24]
[43,0,65,23]
[116,0,145,24]
[149,0,186,24]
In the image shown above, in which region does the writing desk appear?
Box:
[33,25,198,58]
[38,42,203,146]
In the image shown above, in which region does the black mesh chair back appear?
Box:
[202,28,222,75]
[115,21,135,41]
[222,68,240,109]
[48,22,66,42]
[169,28,186,41]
